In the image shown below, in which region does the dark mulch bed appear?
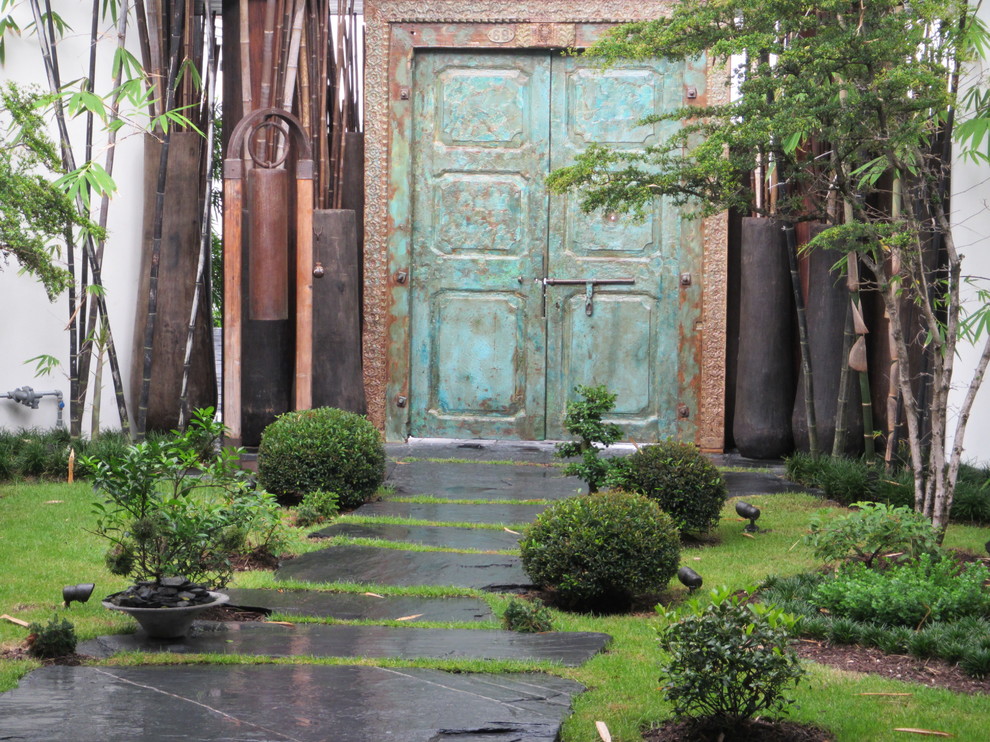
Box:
[198,604,269,622]
[230,546,280,571]
[794,638,990,695]
[643,718,832,741]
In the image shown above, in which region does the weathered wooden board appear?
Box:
[312,209,366,414]
[131,131,216,432]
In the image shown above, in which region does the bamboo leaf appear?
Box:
[24,354,61,377]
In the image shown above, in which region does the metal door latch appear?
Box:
[536,277,635,316]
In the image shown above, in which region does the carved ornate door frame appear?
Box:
[362,0,728,450]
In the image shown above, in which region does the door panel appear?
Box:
[409,50,702,442]
[545,54,694,441]
[410,52,550,439]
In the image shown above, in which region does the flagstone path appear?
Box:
[0,440,803,741]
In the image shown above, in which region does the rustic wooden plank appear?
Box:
[222,174,244,445]
[312,209,366,414]
[248,168,289,320]
[295,175,314,410]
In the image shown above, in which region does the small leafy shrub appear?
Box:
[612,441,726,535]
[554,385,623,493]
[657,587,805,731]
[84,409,284,590]
[295,490,340,528]
[520,490,680,611]
[805,501,941,567]
[810,554,990,627]
[502,598,555,633]
[258,407,385,509]
[27,616,77,659]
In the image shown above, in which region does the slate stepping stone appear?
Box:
[387,439,560,464]
[224,587,495,622]
[81,622,611,666]
[277,544,533,590]
[351,501,547,525]
[723,470,814,497]
[0,665,584,742]
[310,522,523,550]
[387,460,582,500]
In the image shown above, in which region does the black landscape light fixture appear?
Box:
[677,566,703,593]
[734,500,761,533]
[62,583,95,608]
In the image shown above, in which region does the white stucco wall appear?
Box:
[949,0,990,465]
[0,4,144,434]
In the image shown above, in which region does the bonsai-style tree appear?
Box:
[548,0,990,534]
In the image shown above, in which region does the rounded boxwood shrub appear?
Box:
[519,490,680,611]
[258,407,385,510]
[615,441,727,534]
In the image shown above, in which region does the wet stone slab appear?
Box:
[387,460,582,500]
[386,439,562,464]
[310,522,523,550]
[350,500,548,525]
[80,622,611,666]
[0,665,584,742]
[225,587,495,622]
[723,470,815,497]
[277,544,533,590]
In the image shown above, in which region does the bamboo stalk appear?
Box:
[784,222,819,455]
[145,0,166,123]
[132,0,158,118]
[181,0,194,109]
[259,0,277,109]
[178,9,218,430]
[832,300,854,456]
[239,0,253,120]
[136,2,185,440]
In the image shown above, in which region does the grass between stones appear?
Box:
[2,479,990,740]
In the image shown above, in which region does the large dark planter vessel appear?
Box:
[103,581,228,639]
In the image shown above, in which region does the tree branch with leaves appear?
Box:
[548,0,990,533]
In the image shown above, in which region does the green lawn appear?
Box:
[1,478,989,741]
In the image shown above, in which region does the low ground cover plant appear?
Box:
[811,554,990,626]
[294,490,340,528]
[520,490,680,611]
[258,407,386,509]
[502,597,555,633]
[0,428,130,482]
[26,616,77,659]
[761,499,990,679]
[656,587,805,735]
[786,453,990,524]
[610,441,727,535]
[762,572,990,678]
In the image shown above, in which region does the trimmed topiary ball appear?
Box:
[618,441,727,535]
[258,407,386,510]
[520,490,680,611]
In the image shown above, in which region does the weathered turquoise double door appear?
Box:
[409,50,702,441]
